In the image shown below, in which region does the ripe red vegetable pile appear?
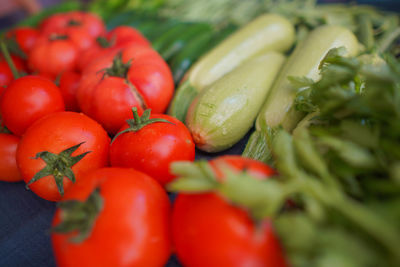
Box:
[0,11,286,267]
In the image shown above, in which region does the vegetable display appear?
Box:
[168,13,295,121]
[0,1,400,267]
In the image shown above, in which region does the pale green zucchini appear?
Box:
[185,51,286,152]
[244,25,360,163]
[168,13,295,121]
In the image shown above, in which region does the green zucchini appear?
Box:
[185,51,286,153]
[168,13,295,121]
[243,25,360,163]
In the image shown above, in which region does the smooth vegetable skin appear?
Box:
[52,168,171,267]
[169,13,294,121]
[186,52,285,152]
[256,25,359,132]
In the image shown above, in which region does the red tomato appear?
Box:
[172,155,287,267]
[107,26,150,47]
[78,26,150,71]
[40,11,105,39]
[0,75,65,136]
[16,111,110,201]
[7,27,40,54]
[77,44,174,134]
[0,55,26,93]
[59,70,81,112]
[110,110,195,185]
[28,34,79,79]
[0,133,22,182]
[51,167,171,267]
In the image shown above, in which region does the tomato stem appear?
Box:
[96,36,114,48]
[0,41,20,80]
[104,52,131,78]
[111,107,174,143]
[26,142,91,197]
[51,187,103,243]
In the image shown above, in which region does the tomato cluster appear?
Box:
[0,11,286,267]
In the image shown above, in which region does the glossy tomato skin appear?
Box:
[110,114,195,185]
[52,167,171,267]
[28,36,79,79]
[172,156,287,267]
[59,70,81,112]
[7,27,40,54]
[16,112,110,201]
[0,75,65,136]
[0,133,22,182]
[78,44,174,134]
[78,75,145,134]
[123,46,174,114]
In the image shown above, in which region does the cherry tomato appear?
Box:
[28,34,79,79]
[110,109,195,185]
[77,44,174,134]
[0,55,26,93]
[7,27,40,54]
[59,70,81,112]
[78,25,150,71]
[51,167,171,267]
[172,155,287,267]
[0,75,65,136]
[16,111,110,201]
[0,133,22,182]
[40,11,105,39]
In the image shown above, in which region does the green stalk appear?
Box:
[0,42,20,80]
[377,27,400,54]
[297,173,400,261]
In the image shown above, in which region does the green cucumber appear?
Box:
[168,13,295,121]
[152,23,192,52]
[185,51,286,153]
[243,25,360,162]
[161,24,213,61]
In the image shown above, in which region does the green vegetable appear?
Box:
[269,51,400,266]
[159,23,213,61]
[168,13,295,121]
[152,23,192,52]
[244,25,359,162]
[185,51,285,152]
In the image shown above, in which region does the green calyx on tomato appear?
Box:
[52,187,103,243]
[26,142,91,196]
[96,36,114,48]
[67,19,82,26]
[104,52,131,78]
[112,107,173,143]
[49,34,69,41]
[168,160,285,222]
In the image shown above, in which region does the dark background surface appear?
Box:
[0,0,399,267]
